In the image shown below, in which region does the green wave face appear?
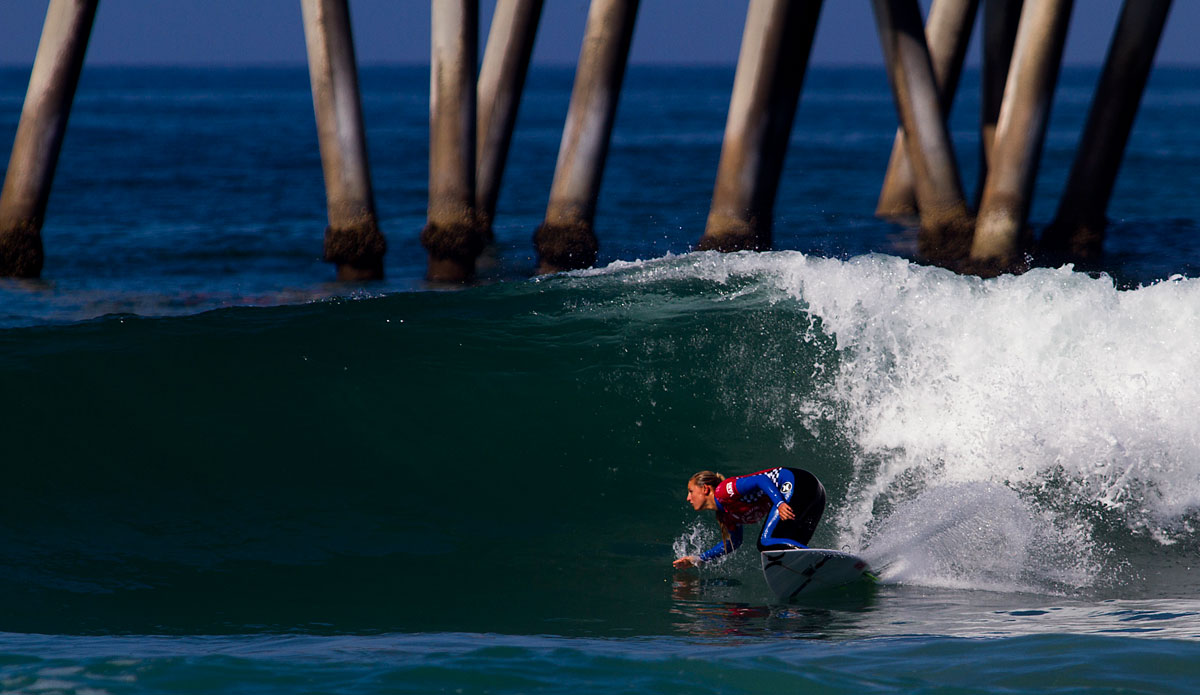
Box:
[0,254,845,635]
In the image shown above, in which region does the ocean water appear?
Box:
[3,64,1200,693]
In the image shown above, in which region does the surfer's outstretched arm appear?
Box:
[697,524,743,563]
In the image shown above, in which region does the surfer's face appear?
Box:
[686,483,712,511]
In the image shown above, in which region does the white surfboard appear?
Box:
[760,548,874,600]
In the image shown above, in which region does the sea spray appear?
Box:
[788,258,1200,589]
[859,481,1098,592]
[672,518,721,563]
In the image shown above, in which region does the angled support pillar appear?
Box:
[1043,0,1173,260]
[477,0,544,240]
[977,0,1024,206]
[535,0,639,274]
[423,0,483,282]
[872,0,973,263]
[301,0,386,281]
[876,0,979,221]
[697,0,822,253]
[0,0,98,279]
[971,0,1073,272]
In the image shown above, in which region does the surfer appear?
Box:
[672,468,825,569]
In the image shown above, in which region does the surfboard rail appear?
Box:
[760,548,873,600]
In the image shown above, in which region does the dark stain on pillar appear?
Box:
[532,220,599,274]
[0,221,44,278]
[422,211,487,283]
[325,215,387,281]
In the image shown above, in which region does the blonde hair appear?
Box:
[689,470,731,547]
[688,470,724,490]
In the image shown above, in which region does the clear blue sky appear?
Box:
[0,1,1197,67]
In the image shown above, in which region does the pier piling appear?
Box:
[875,0,978,222]
[423,0,483,282]
[971,0,1073,272]
[978,0,1024,206]
[477,0,543,241]
[301,0,386,281]
[696,0,822,253]
[534,0,639,274]
[1,2,1182,284]
[0,0,97,279]
[1042,0,1172,260]
[872,0,973,263]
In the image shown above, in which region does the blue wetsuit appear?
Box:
[698,467,825,563]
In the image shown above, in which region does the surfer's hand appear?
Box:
[777,502,795,521]
[673,556,699,569]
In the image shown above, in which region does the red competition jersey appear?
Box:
[714,468,787,527]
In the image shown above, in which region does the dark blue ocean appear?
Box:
[3,63,1200,693]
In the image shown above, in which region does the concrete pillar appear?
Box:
[1043,0,1172,259]
[971,0,1073,271]
[977,0,1024,206]
[301,0,386,281]
[0,0,97,279]
[872,0,973,263]
[876,0,978,221]
[696,0,822,252]
[535,0,639,274]
[422,0,482,282]
[477,0,543,240]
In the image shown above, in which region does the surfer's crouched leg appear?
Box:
[757,468,826,551]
